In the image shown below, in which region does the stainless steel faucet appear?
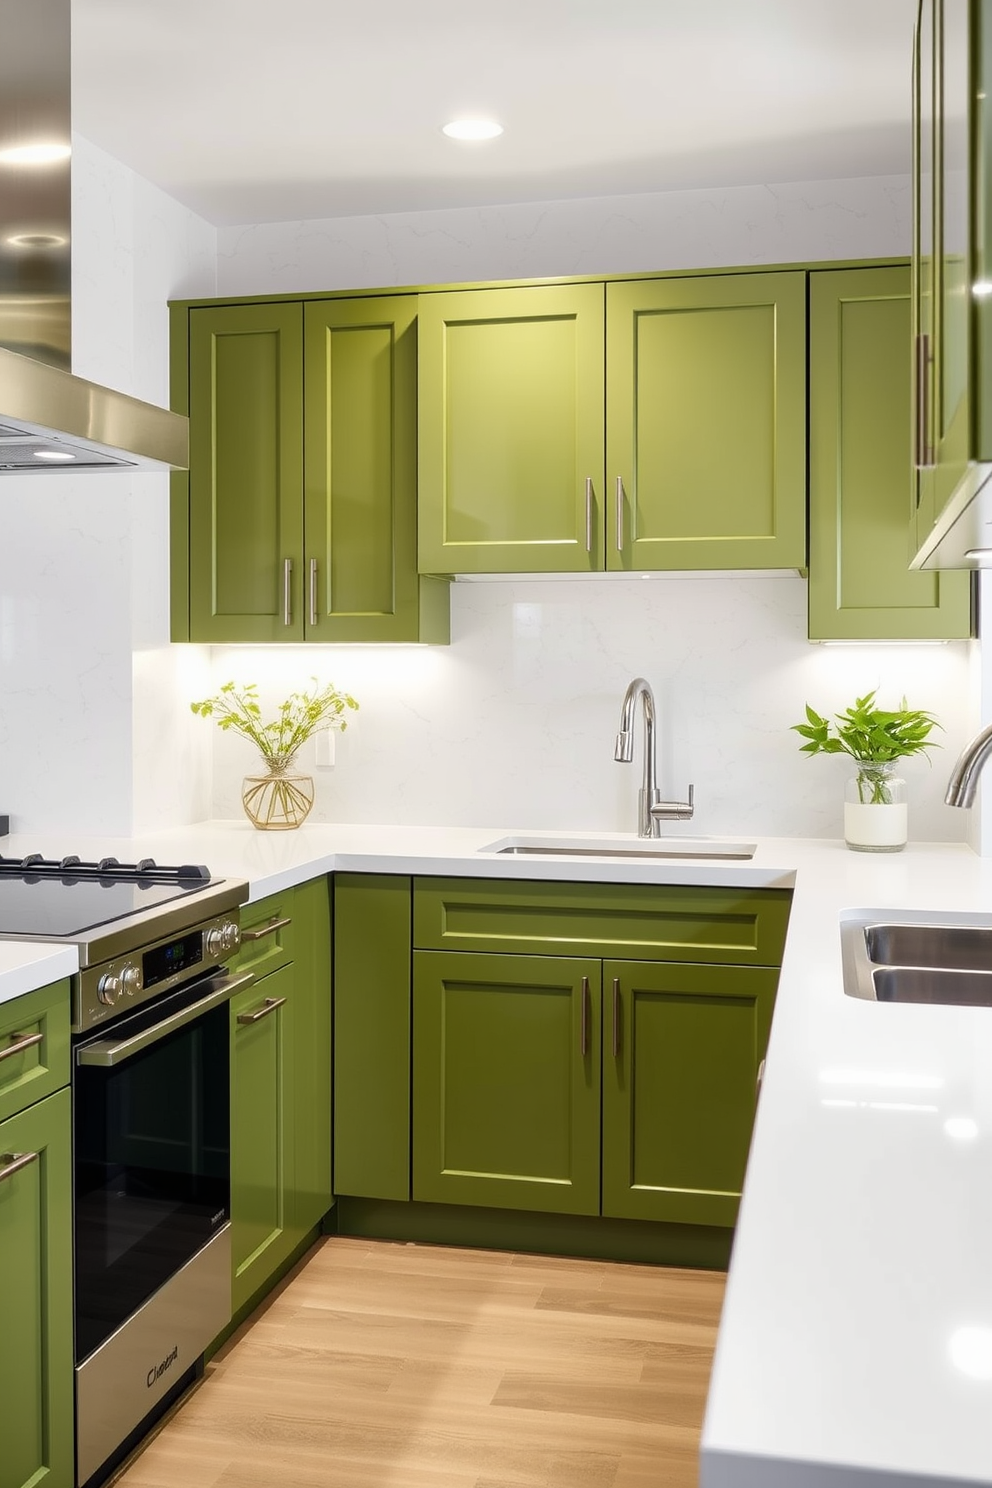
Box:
[945,722,992,807]
[614,677,695,837]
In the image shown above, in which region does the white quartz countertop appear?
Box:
[2,820,991,1486]
[0,939,78,1006]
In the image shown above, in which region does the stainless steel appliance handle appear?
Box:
[309,558,318,627]
[0,1030,44,1063]
[283,557,292,626]
[0,1150,38,1184]
[237,995,287,1026]
[585,477,593,553]
[241,915,292,943]
[76,969,256,1069]
[615,476,624,551]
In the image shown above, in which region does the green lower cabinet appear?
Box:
[230,964,295,1313]
[602,960,778,1228]
[0,1088,73,1488]
[287,877,332,1236]
[412,951,602,1215]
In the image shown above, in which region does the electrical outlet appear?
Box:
[315,731,335,769]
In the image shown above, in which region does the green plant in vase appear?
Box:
[191,678,359,830]
[791,690,940,852]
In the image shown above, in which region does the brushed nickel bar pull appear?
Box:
[0,1031,43,1063]
[756,1058,766,1097]
[0,1151,38,1185]
[580,976,590,1058]
[283,557,292,626]
[612,977,621,1058]
[585,477,593,553]
[615,476,624,551]
[237,995,287,1026]
[241,915,292,943]
[915,332,934,467]
[309,558,318,627]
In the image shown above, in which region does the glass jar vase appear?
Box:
[241,759,315,831]
[843,764,907,853]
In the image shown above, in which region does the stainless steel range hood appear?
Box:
[0,0,188,473]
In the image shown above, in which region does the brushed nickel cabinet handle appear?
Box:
[283,557,292,626]
[0,1031,43,1063]
[585,477,593,553]
[615,476,624,551]
[241,915,292,943]
[0,1151,39,1185]
[580,976,590,1058]
[915,333,932,468]
[612,977,621,1058]
[756,1058,766,1097]
[237,995,287,1026]
[309,558,318,627]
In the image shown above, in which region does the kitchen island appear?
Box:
[3,823,991,1488]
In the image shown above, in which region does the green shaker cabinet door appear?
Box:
[809,267,971,639]
[230,964,295,1312]
[606,273,806,570]
[187,302,304,643]
[418,284,606,574]
[304,297,449,643]
[602,960,776,1228]
[413,951,601,1214]
[0,1089,73,1488]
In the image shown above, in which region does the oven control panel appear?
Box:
[75,912,242,1033]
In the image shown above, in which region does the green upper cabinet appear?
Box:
[175,295,449,644]
[911,0,992,566]
[809,266,972,639]
[187,301,304,643]
[606,273,807,570]
[601,960,776,1228]
[417,283,606,574]
[303,297,449,642]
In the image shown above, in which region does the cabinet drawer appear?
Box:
[413,878,791,967]
[232,890,297,979]
[0,980,71,1123]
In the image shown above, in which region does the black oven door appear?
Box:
[73,967,252,1363]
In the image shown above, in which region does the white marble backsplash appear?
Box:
[207,574,973,843]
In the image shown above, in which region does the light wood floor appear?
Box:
[115,1237,726,1488]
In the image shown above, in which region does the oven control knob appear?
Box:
[221,921,241,952]
[121,964,141,997]
[97,972,121,1006]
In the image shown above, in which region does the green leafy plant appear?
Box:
[191,678,359,772]
[792,690,940,804]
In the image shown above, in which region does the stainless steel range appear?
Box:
[0,852,250,1487]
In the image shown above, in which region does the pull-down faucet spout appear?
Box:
[614,677,694,838]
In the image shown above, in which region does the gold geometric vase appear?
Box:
[241,758,315,830]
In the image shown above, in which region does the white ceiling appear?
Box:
[72,0,918,227]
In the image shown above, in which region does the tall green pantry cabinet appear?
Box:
[171,295,449,644]
[0,980,73,1488]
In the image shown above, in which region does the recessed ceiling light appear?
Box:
[0,141,71,166]
[3,232,68,250]
[34,450,75,462]
[442,118,503,142]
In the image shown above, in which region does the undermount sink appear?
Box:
[477,833,757,862]
[842,910,992,1006]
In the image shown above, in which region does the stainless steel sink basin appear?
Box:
[865,923,992,972]
[872,965,992,1007]
[477,833,757,861]
[842,909,992,1005]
